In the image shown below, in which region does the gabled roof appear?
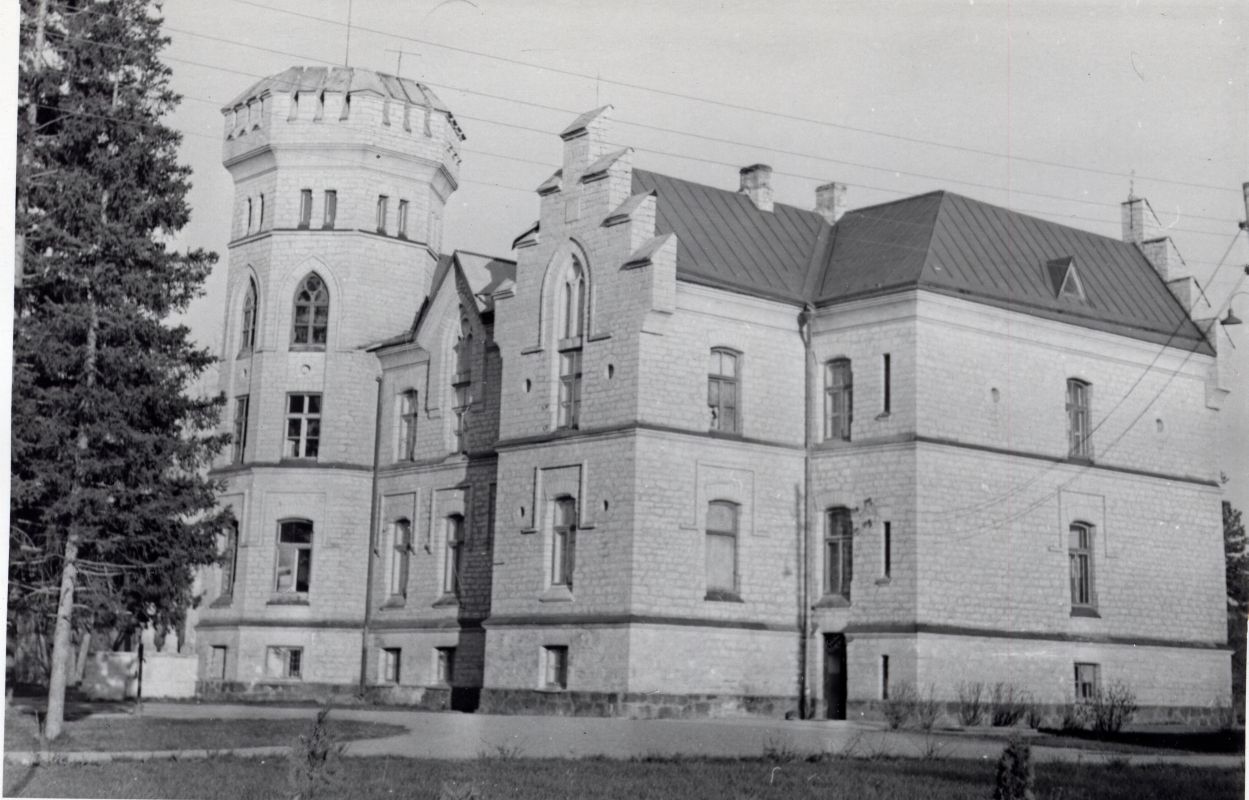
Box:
[630,168,1210,355]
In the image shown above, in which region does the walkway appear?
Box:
[6,702,1241,767]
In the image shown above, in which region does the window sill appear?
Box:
[279,457,320,465]
[874,412,891,421]
[267,594,309,606]
[707,429,743,439]
[432,594,460,608]
[704,590,743,603]
[874,577,892,586]
[209,595,234,609]
[1066,455,1094,465]
[452,371,471,386]
[1070,606,1100,618]
[558,336,583,351]
[813,595,851,609]
[288,345,326,353]
[380,596,407,609]
[540,586,573,603]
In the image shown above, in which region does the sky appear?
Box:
[53,1,1249,510]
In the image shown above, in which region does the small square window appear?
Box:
[380,648,401,684]
[436,647,456,685]
[266,646,303,679]
[543,646,568,690]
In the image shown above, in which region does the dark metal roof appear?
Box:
[631,168,1210,354]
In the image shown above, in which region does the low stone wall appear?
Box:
[479,689,796,719]
[196,680,458,711]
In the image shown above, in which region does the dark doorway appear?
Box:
[823,633,847,720]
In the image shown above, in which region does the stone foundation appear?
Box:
[847,699,1234,728]
[478,688,796,719]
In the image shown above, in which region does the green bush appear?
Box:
[956,681,984,726]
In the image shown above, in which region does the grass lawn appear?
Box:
[2,755,1243,800]
[3,713,406,753]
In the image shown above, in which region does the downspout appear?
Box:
[358,376,385,693]
[798,303,815,719]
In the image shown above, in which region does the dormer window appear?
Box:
[1047,256,1086,302]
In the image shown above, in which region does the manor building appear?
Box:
[197,66,1234,720]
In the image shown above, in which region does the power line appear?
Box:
[223,0,1243,196]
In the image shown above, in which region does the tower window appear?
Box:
[291,273,329,348]
[376,195,389,234]
[232,395,250,464]
[299,189,312,229]
[239,279,257,356]
[398,199,409,239]
[322,190,336,229]
[274,520,313,595]
[285,393,321,460]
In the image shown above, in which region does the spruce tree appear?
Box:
[14,0,228,739]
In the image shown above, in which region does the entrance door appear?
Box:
[824,633,847,720]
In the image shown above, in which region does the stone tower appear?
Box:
[197,66,464,689]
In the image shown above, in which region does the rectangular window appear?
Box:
[380,648,401,684]
[390,519,411,598]
[220,521,239,598]
[299,189,312,229]
[1069,523,1095,610]
[285,393,321,459]
[322,190,337,229]
[1067,379,1092,458]
[436,647,456,685]
[543,646,569,690]
[557,350,582,429]
[259,193,265,230]
[266,646,303,679]
[376,195,389,233]
[232,395,250,464]
[708,349,739,433]
[246,197,254,233]
[882,353,891,415]
[397,199,409,238]
[825,359,853,441]
[551,497,577,589]
[275,520,313,594]
[882,521,892,579]
[881,655,890,700]
[398,390,418,461]
[824,508,853,600]
[1074,662,1099,702]
[443,516,463,597]
[705,500,738,599]
[452,385,470,453]
[209,646,228,681]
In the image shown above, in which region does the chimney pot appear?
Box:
[739,164,774,212]
[815,182,847,224]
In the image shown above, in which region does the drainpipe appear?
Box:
[358,376,384,693]
[797,303,815,719]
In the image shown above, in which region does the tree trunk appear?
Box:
[44,287,97,741]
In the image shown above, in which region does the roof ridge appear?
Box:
[632,168,823,220]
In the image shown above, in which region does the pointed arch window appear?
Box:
[556,256,586,430]
[239,279,257,356]
[292,273,329,347]
[561,257,586,341]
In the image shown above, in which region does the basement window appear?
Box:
[266,646,303,680]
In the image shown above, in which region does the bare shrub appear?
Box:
[956,681,985,726]
[914,683,943,731]
[1024,704,1045,730]
[989,683,1029,727]
[1089,681,1138,733]
[881,681,918,730]
[762,733,800,763]
[1059,704,1087,732]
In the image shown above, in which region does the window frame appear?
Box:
[284,393,322,460]
[543,645,569,690]
[220,520,239,600]
[274,519,313,597]
[442,515,464,598]
[291,273,329,349]
[825,358,853,441]
[1069,521,1097,613]
[1066,378,1093,459]
[436,646,456,686]
[232,394,250,464]
[209,645,228,681]
[452,384,471,454]
[266,646,303,680]
[882,353,892,415]
[239,279,257,357]
[557,349,583,430]
[708,348,741,434]
[704,500,740,601]
[397,389,419,461]
[550,496,577,590]
[322,189,337,229]
[298,188,312,229]
[376,194,389,234]
[397,199,409,239]
[246,197,254,234]
[824,507,853,601]
[389,518,412,599]
[380,647,401,684]
[1074,662,1100,703]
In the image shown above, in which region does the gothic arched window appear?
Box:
[291,273,329,347]
[239,278,257,356]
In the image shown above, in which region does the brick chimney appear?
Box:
[739,164,773,212]
[815,182,847,224]
[1121,193,1161,245]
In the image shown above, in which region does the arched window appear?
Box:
[705,500,738,600]
[220,520,239,599]
[455,313,473,378]
[824,507,853,600]
[292,273,329,347]
[275,519,313,595]
[551,496,576,589]
[561,256,586,340]
[825,358,852,441]
[390,518,412,599]
[708,348,740,433]
[239,278,257,356]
